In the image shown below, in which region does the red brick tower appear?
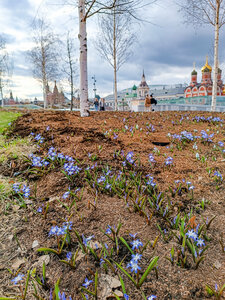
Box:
[190,63,197,87]
[201,56,212,85]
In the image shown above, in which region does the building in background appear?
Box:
[185,57,225,99]
[46,81,66,107]
[104,72,186,111]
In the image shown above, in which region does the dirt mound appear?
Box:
[1,110,225,299]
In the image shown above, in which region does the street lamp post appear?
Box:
[92,75,97,99]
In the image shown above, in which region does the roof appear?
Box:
[201,56,212,72]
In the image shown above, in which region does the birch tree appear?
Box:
[96,4,136,110]
[180,0,225,111]
[77,0,155,117]
[28,18,60,109]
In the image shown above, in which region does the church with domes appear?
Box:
[184,57,225,98]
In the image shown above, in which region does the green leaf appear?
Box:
[42,262,46,282]
[113,261,137,287]
[80,292,88,299]
[119,237,134,255]
[219,284,225,295]
[0,297,17,300]
[112,292,121,300]
[138,256,159,288]
[37,247,59,255]
[195,256,205,269]
[94,270,98,296]
[59,260,76,269]
[205,284,215,296]
[81,287,95,297]
[23,269,31,300]
[119,275,127,295]
[54,280,61,300]
[87,246,99,261]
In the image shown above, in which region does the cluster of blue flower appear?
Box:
[165,156,173,166]
[193,116,224,123]
[48,221,73,236]
[12,183,30,198]
[214,171,223,181]
[186,229,205,250]
[200,130,214,143]
[30,154,49,167]
[63,162,81,176]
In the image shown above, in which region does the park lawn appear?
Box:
[0,110,21,133]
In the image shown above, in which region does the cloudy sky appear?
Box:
[1,0,225,100]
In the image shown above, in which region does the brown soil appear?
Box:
[0,110,225,300]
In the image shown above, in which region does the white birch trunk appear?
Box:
[211,2,220,112]
[78,0,90,117]
[113,7,118,111]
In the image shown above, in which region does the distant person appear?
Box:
[150,94,157,111]
[94,98,99,111]
[144,94,151,112]
[99,98,105,111]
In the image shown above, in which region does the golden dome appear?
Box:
[201,56,212,72]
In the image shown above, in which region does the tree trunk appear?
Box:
[41,43,47,109]
[70,76,74,111]
[113,7,118,111]
[78,0,90,117]
[211,1,220,112]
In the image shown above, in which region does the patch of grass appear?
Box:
[0,110,21,134]
[0,175,13,200]
[0,135,35,163]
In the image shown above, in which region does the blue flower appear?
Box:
[13,183,20,193]
[11,273,24,285]
[131,239,143,250]
[147,295,157,300]
[196,239,205,247]
[37,206,43,213]
[129,233,137,239]
[82,235,94,246]
[49,226,59,236]
[126,151,134,164]
[63,221,73,230]
[66,252,72,261]
[149,154,156,163]
[58,153,65,159]
[105,225,112,234]
[21,185,30,198]
[186,229,198,240]
[127,260,141,273]
[165,156,173,166]
[83,278,93,288]
[62,191,70,199]
[97,176,106,183]
[57,227,66,236]
[131,253,142,261]
[124,293,129,299]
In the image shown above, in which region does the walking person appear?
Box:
[144,94,151,112]
[99,98,105,111]
[150,94,157,111]
[94,97,99,111]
